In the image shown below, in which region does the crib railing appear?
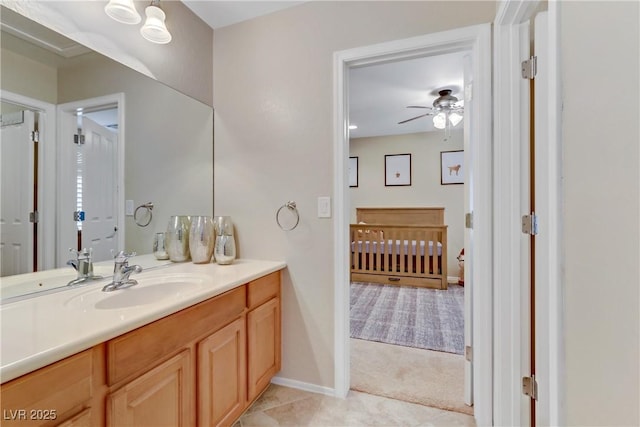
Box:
[349,224,447,286]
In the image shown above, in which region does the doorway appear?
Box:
[346,52,470,414]
[56,93,125,267]
[333,23,493,424]
[0,91,57,274]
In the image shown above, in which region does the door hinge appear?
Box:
[30,130,39,142]
[522,375,538,400]
[465,346,472,362]
[522,213,539,235]
[522,56,537,79]
[465,212,473,229]
[29,211,39,223]
[74,133,85,145]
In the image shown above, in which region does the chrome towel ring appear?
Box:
[276,201,299,231]
[134,202,154,227]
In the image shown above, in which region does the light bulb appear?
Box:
[449,112,463,127]
[104,0,141,24]
[140,5,172,44]
[433,112,446,129]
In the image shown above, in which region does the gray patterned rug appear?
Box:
[350,282,464,355]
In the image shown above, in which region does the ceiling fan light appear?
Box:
[449,112,463,127]
[104,0,141,25]
[141,5,172,44]
[433,112,446,130]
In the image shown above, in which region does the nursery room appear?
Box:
[347,52,470,415]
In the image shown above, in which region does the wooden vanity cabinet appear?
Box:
[0,346,105,427]
[247,273,282,403]
[0,270,281,427]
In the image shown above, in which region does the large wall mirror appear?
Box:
[0,6,213,299]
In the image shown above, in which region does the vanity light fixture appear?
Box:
[104,0,171,44]
[140,0,172,44]
[104,0,141,25]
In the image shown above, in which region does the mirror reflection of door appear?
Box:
[59,105,119,264]
[0,107,36,276]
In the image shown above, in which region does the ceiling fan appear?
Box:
[398,89,464,130]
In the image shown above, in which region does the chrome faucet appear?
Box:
[102,251,143,292]
[67,248,103,286]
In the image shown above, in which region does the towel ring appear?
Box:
[134,202,154,227]
[276,201,299,231]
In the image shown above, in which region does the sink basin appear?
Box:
[64,273,210,310]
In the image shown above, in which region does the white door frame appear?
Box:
[0,90,56,271]
[333,23,493,425]
[56,93,125,266]
[493,1,563,425]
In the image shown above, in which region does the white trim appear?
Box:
[493,1,537,424]
[534,6,564,426]
[0,90,57,271]
[271,376,336,397]
[333,24,493,426]
[493,1,563,425]
[56,93,125,265]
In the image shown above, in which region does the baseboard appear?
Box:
[270,376,337,397]
[447,275,461,284]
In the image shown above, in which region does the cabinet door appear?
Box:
[247,297,281,402]
[197,317,246,427]
[107,350,193,427]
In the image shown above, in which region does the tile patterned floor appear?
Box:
[237,384,476,426]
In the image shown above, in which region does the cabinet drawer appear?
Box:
[247,271,280,309]
[0,349,94,426]
[107,287,245,386]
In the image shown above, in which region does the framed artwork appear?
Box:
[441,150,464,185]
[385,153,411,186]
[349,157,358,187]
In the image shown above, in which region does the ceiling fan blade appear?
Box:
[398,112,433,124]
[406,105,431,109]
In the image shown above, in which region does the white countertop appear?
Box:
[0,258,286,383]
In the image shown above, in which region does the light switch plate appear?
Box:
[125,200,134,216]
[317,196,331,218]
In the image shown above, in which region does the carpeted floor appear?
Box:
[350,338,473,416]
[350,282,465,355]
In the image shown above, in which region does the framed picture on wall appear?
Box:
[349,157,358,187]
[385,153,411,186]
[441,150,464,185]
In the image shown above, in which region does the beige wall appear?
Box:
[0,42,57,104]
[2,0,213,106]
[350,131,464,277]
[561,1,639,425]
[213,1,495,388]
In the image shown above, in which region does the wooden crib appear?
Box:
[350,207,448,290]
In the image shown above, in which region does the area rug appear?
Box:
[350,338,473,416]
[350,282,464,355]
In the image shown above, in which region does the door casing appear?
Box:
[333,23,493,425]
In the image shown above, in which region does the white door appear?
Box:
[81,116,118,262]
[0,110,35,276]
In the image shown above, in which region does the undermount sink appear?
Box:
[64,273,210,310]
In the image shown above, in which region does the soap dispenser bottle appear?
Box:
[213,216,236,265]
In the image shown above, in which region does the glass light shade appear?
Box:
[433,112,447,129]
[140,5,172,44]
[449,112,463,127]
[104,0,141,24]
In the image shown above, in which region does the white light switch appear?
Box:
[125,200,134,216]
[318,196,331,218]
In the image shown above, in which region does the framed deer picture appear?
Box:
[440,150,464,185]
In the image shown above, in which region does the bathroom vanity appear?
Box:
[0,260,285,426]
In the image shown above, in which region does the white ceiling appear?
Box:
[183,1,466,139]
[181,1,306,30]
[348,52,465,138]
